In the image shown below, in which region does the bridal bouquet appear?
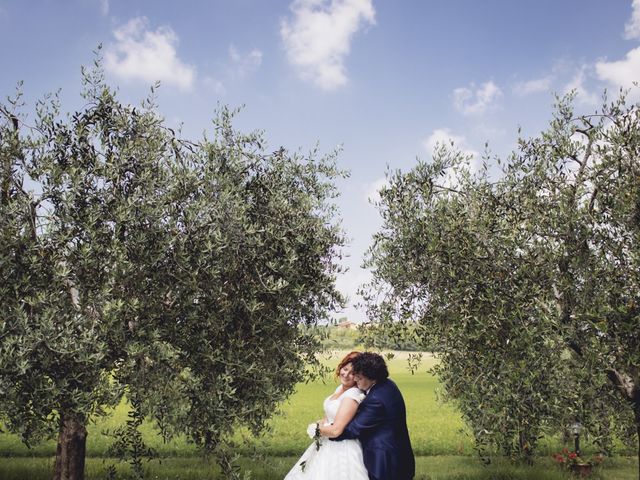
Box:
[300,422,323,471]
[306,422,322,450]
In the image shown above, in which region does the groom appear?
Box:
[329,352,415,480]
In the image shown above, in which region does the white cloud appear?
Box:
[473,123,506,140]
[513,75,553,96]
[228,45,263,78]
[203,76,226,95]
[199,45,261,96]
[334,267,371,323]
[99,0,109,16]
[105,17,196,91]
[364,177,390,204]
[424,128,478,160]
[453,81,502,115]
[280,0,375,90]
[564,65,599,106]
[625,0,640,39]
[595,46,640,92]
[424,129,480,188]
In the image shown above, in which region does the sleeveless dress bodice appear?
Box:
[284,385,368,479]
[323,386,364,424]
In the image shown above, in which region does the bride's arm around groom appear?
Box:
[325,352,415,480]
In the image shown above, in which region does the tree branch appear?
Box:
[606,368,637,405]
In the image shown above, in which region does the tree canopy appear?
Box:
[0,63,346,479]
[364,90,640,472]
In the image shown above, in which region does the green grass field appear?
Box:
[0,351,637,479]
[0,456,637,480]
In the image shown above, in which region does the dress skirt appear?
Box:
[284,437,369,479]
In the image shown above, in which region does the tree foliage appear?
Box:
[0,61,345,479]
[365,91,640,470]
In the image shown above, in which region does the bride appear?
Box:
[284,351,369,479]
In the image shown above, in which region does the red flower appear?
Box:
[568,452,577,459]
[552,452,567,464]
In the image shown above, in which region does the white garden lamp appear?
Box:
[571,421,583,455]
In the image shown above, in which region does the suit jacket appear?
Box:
[333,378,415,480]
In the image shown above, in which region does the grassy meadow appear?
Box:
[0,349,637,479]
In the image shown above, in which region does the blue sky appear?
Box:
[1,0,639,323]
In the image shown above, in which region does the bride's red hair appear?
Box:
[335,351,360,378]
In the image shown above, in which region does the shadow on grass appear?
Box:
[0,455,637,480]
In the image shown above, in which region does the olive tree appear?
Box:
[364,91,640,471]
[0,64,345,480]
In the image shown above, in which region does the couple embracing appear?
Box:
[285,351,415,480]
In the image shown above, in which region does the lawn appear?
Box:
[0,352,473,458]
[0,351,637,479]
[0,455,638,479]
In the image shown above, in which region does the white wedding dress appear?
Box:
[284,386,369,479]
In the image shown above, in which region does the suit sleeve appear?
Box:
[332,396,385,441]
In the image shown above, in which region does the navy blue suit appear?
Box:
[333,378,415,480]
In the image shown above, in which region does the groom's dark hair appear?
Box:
[351,352,389,382]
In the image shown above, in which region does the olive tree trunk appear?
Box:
[53,412,87,480]
[606,370,640,479]
[635,407,640,480]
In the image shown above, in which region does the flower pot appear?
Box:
[570,463,593,477]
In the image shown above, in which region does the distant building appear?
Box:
[336,319,356,330]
